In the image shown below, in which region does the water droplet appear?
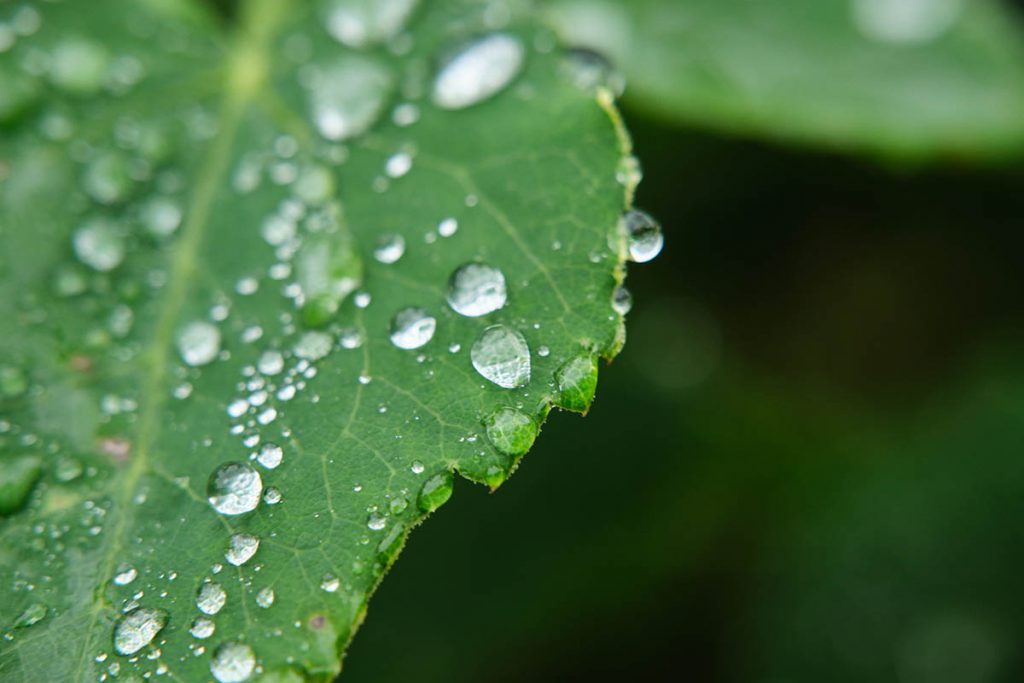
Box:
[484,408,538,457]
[294,164,335,205]
[210,641,256,683]
[433,33,525,110]
[852,0,963,45]
[225,533,260,566]
[72,219,124,272]
[257,350,284,376]
[176,321,221,367]
[0,365,28,399]
[0,454,41,515]
[190,616,215,639]
[418,471,454,512]
[389,496,408,514]
[263,487,282,505]
[376,522,406,564]
[325,0,419,47]
[389,307,436,350]
[561,47,625,96]
[621,210,663,263]
[140,197,183,237]
[470,325,530,389]
[15,603,46,628]
[556,354,598,413]
[49,38,111,95]
[112,564,138,586]
[255,587,275,608]
[537,345,550,358]
[411,461,425,474]
[367,511,387,531]
[612,286,632,315]
[82,152,133,205]
[309,57,392,141]
[385,152,413,178]
[207,463,262,515]
[196,581,227,615]
[373,234,405,264]
[256,443,283,470]
[447,263,507,317]
[296,232,363,326]
[320,575,340,593]
[437,217,458,238]
[113,607,167,656]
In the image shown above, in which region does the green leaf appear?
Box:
[0,0,646,680]
[546,0,1024,161]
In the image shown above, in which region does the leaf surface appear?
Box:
[0,0,637,680]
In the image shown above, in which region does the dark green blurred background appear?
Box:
[340,68,1024,683]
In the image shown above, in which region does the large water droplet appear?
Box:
[621,210,663,263]
[484,408,538,457]
[210,641,256,683]
[447,263,507,317]
[196,581,227,615]
[113,607,167,656]
[555,354,598,413]
[389,307,436,350]
[176,321,221,367]
[296,231,363,327]
[207,463,262,515]
[309,58,392,141]
[470,325,530,389]
[417,471,453,512]
[225,533,260,566]
[140,197,183,238]
[433,33,525,110]
[72,219,125,272]
[325,0,419,47]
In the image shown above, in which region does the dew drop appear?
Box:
[418,471,454,512]
[190,616,215,639]
[210,641,256,683]
[255,587,275,608]
[257,350,284,376]
[612,285,633,315]
[320,575,340,593]
[0,454,41,515]
[176,321,221,367]
[373,234,405,264]
[484,407,538,456]
[140,197,183,237]
[296,232,363,326]
[263,487,282,505]
[470,325,530,389]
[325,0,419,47]
[556,354,598,413]
[15,603,46,628]
[438,217,458,238]
[309,58,392,141]
[82,152,134,205]
[621,210,663,263]
[447,263,507,317]
[49,38,111,95]
[72,219,125,272]
[112,564,138,586]
[207,463,262,515]
[389,307,436,350]
[294,331,333,361]
[385,152,412,178]
[433,33,525,110]
[196,581,227,616]
[256,443,283,470]
[113,607,167,656]
[561,47,626,96]
[225,533,260,566]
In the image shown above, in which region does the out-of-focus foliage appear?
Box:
[546,0,1024,160]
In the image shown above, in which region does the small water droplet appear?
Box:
[176,321,221,367]
[367,511,387,531]
[612,285,633,315]
[621,210,663,263]
[190,616,215,639]
[561,47,625,96]
[447,263,507,317]
[373,234,405,264]
[113,607,167,656]
[309,57,392,141]
[210,641,256,683]
[140,197,183,237]
[411,461,425,474]
[385,152,412,178]
[556,354,598,413]
[257,350,284,376]
[207,463,262,515]
[225,533,260,566]
[255,587,275,608]
[389,307,436,350]
[196,581,227,615]
[470,325,530,389]
[484,407,538,456]
[294,331,333,361]
[325,0,419,47]
[112,564,138,586]
[433,33,525,110]
[15,603,46,628]
[263,487,282,505]
[438,217,458,238]
[72,219,124,272]
[320,575,340,593]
